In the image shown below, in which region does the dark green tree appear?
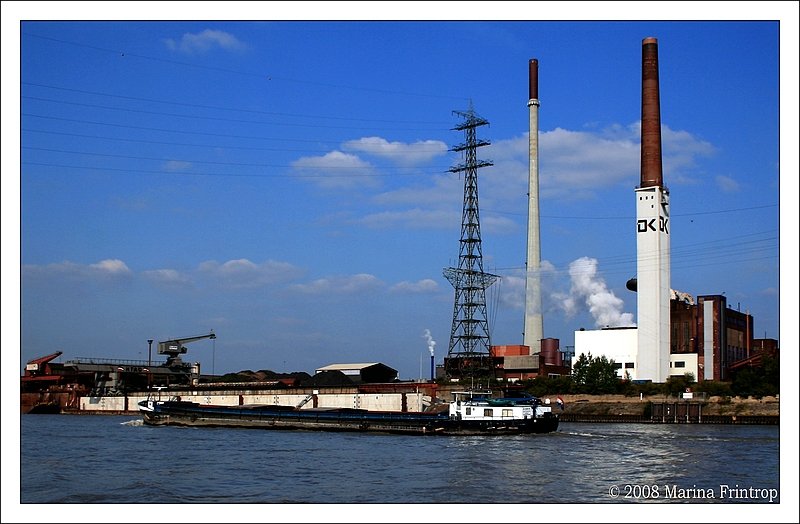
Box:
[571,353,620,394]
[731,354,779,398]
[571,352,592,392]
[524,375,576,397]
[586,355,620,394]
[693,380,733,397]
[665,372,696,397]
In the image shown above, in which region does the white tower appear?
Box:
[524,58,544,354]
[635,37,670,382]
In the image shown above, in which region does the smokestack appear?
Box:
[524,58,544,353]
[635,36,671,383]
[640,37,663,188]
[529,58,538,100]
[423,329,436,380]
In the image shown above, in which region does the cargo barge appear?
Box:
[139,390,560,435]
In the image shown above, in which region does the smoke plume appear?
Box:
[556,257,635,328]
[423,329,436,356]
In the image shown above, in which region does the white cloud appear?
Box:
[495,273,526,310]
[23,258,304,291]
[715,175,741,193]
[291,151,378,189]
[23,259,132,281]
[342,137,447,166]
[165,29,247,54]
[142,268,191,286]
[290,273,383,294]
[494,260,558,311]
[163,160,192,172]
[301,121,717,234]
[539,127,640,197]
[198,259,304,289]
[481,122,716,202]
[372,175,461,208]
[89,259,132,275]
[480,213,520,236]
[390,279,439,293]
[661,126,717,182]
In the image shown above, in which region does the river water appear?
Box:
[10,414,792,521]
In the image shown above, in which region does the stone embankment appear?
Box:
[558,394,779,424]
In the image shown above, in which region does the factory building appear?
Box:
[492,340,572,381]
[439,342,572,383]
[573,291,774,383]
[671,294,759,381]
[574,327,638,378]
[314,363,398,384]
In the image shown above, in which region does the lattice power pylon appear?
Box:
[443,107,499,380]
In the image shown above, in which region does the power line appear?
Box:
[482,204,778,220]
[22,94,449,132]
[491,232,778,278]
[23,33,466,101]
[21,136,779,219]
[22,82,451,125]
[22,113,385,144]
[21,161,432,179]
[21,146,452,171]
[22,128,340,153]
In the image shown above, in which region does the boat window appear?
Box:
[502,409,513,418]
[484,409,493,417]
[466,407,471,415]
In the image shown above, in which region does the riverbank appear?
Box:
[24,389,780,424]
[558,394,779,424]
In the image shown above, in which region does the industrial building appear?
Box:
[574,292,777,382]
[440,341,572,383]
[493,340,572,380]
[670,293,771,381]
[20,350,202,413]
[21,354,408,414]
[314,363,398,384]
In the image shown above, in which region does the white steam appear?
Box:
[556,257,635,328]
[423,329,436,356]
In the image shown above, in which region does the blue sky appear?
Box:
[5,5,797,383]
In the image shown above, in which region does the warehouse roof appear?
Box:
[314,363,398,384]
[315,363,381,373]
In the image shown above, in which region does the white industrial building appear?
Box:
[573,326,699,382]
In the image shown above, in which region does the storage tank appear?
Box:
[540,338,562,366]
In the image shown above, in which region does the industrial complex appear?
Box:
[21,37,778,414]
[567,38,778,384]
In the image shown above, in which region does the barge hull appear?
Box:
[140,402,559,436]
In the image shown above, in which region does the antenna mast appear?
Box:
[443,106,499,381]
